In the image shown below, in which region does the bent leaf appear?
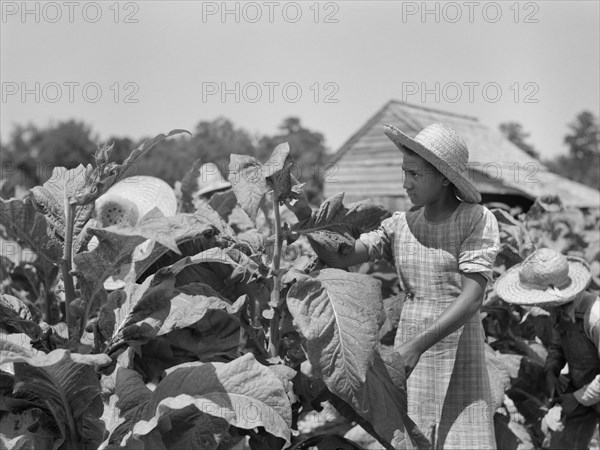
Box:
[287,269,382,405]
[228,144,296,222]
[0,294,44,341]
[0,342,110,450]
[229,155,268,222]
[119,353,293,448]
[106,262,244,360]
[0,198,62,264]
[73,213,224,337]
[264,142,293,202]
[287,269,427,449]
[293,193,390,259]
[30,165,94,251]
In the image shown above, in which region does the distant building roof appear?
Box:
[325,100,599,208]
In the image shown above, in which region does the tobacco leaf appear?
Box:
[287,269,429,449]
[293,193,390,260]
[116,353,293,449]
[0,198,63,264]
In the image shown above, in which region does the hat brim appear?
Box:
[97,176,178,218]
[495,258,591,307]
[197,181,232,196]
[383,124,481,203]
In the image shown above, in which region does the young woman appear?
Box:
[288,123,500,449]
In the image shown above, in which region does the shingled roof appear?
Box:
[325,100,599,209]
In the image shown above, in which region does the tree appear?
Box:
[257,117,329,204]
[190,118,257,178]
[1,121,97,196]
[499,122,539,159]
[546,111,600,190]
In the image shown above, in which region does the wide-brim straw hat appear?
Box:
[196,163,232,196]
[383,123,481,203]
[495,248,591,307]
[94,176,177,226]
[92,176,177,290]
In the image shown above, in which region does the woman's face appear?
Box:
[401,152,447,206]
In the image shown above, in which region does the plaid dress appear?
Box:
[360,202,500,449]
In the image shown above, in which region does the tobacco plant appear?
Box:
[0,135,431,449]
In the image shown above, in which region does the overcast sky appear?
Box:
[1,1,599,159]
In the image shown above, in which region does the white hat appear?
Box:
[196,163,231,196]
[95,176,177,226]
[91,176,177,290]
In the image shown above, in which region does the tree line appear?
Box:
[1,111,598,203]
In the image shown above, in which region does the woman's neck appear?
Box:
[423,190,461,222]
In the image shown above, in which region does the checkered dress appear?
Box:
[360,202,500,449]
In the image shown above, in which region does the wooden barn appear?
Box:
[324,100,599,212]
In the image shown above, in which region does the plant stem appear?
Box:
[269,191,283,358]
[61,196,77,347]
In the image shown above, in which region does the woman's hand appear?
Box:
[396,339,423,378]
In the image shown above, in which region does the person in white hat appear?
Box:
[495,248,599,449]
[287,123,500,449]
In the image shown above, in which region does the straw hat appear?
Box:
[196,163,231,196]
[495,248,591,307]
[383,123,481,203]
[91,176,177,290]
[94,176,177,227]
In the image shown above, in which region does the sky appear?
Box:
[1,1,599,159]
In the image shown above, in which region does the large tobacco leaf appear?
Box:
[287,269,428,449]
[292,193,390,260]
[75,212,222,289]
[0,294,65,353]
[73,213,225,336]
[99,246,267,362]
[0,341,110,450]
[286,269,383,400]
[104,367,152,446]
[104,252,253,360]
[30,165,94,253]
[228,143,293,222]
[0,197,63,264]
[113,353,293,449]
[133,314,241,383]
[0,294,44,341]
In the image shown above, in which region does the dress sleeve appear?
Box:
[358,211,401,263]
[458,206,500,284]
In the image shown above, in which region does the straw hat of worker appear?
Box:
[495,248,592,308]
[94,175,177,227]
[91,176,178,289]
[196,163,232,196]
[383,122,481,203]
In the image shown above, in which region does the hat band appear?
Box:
[520,276,572,292]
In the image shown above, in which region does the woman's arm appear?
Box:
[396,272,486,376]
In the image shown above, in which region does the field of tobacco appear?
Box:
[0,131,598,449]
